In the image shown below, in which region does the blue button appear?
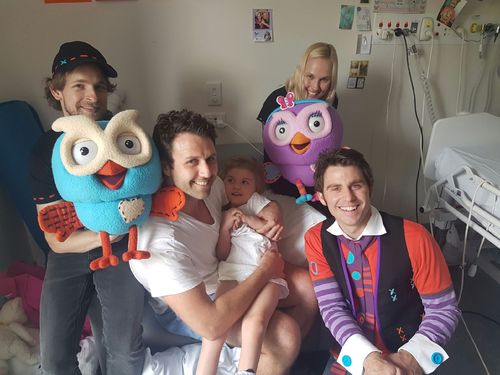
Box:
[342,355,352,367]
[431,352,443,364]
[352,271,361,280]
[347,251,355,264]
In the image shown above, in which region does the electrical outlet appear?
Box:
[376,27,392,40]
[418,17,433,41]
[204,112,227,128]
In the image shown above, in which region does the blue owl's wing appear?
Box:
[38,201,84,242]
[150,186,186,221]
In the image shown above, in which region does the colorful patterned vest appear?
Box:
[320,212,424,352]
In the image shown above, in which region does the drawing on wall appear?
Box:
[373,0,426,14]
[253,9,273,42]
[339,5,355,30]
[437,0,467,27]
[356,7,371,31]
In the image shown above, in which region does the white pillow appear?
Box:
[264,191,325,267]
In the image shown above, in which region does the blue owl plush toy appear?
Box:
[38,110,162,270]
[262,92,343,210]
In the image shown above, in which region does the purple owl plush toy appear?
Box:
[263,92,343,213]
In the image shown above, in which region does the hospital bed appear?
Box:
[422,112,500,282]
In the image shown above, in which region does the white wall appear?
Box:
[0,0,499,234]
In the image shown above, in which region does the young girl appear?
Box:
[196,157,288,375]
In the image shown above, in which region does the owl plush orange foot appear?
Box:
[122,225,151,262]
[89,225,151,271]
[90,254,119,271]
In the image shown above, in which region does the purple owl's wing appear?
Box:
[263,162,281,183]
[38,201,83,242]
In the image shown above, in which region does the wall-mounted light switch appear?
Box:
[207,81,222,106]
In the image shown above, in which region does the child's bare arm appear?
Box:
[216,208,242,261]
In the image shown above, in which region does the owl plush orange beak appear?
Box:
[96,160,127,190]
[290,132,311,155]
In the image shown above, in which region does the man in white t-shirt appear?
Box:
[130,110,304,374]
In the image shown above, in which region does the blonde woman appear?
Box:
[257,42,339,124]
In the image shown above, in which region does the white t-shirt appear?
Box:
[218,192,271,281]
[237,191,270,217]
[130,177,228,301]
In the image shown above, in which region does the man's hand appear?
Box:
[256,219,283,241]
[257,201,284,241]
[363,352,404,375]
[387,350,423,375]
[259,249,284,279]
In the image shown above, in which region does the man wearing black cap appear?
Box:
[45,40,117,119]
[29,41,145,375]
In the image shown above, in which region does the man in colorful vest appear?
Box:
[305,148,460,375]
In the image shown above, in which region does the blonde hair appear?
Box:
[285,42,338,104]
[221,157,266,194]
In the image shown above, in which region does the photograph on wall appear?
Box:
[356,34,372,55]
[356,77,366,89]
[350,60,369,77]
[339,5,355,30]
[347,77,358,89]
[348,60,369,89]
[437,0,467,27]
[253,9,273,42]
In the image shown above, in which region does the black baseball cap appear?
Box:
[51,41,117,78]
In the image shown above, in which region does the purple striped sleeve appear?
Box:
[417,287,461,345]
[313,277,363,346]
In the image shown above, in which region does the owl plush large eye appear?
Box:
[275,121,289,141]
[308,112,325,133]
[72,140,98,165]
[117,134,141,155]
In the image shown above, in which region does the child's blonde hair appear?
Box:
[221,157,266,194]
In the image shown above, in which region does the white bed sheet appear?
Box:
[435,145,500,216]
